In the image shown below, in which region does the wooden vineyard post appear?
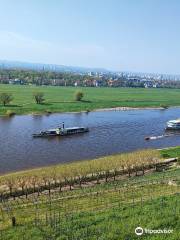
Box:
[11,216,16,227]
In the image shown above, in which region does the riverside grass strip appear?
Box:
[161,146,180,158]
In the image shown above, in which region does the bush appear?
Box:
[160,104,169,109]
[6,110,16,117]
[75,91,84,101]
[33,92,45,104]
[45,110,52,115]
[0,93,13,106]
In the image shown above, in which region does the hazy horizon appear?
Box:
[0,0,180,74]
[2,59,180,77]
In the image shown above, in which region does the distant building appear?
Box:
[144,81,153,88]
[127,78,141,83]
[108,79,119,87]
[88,71,94,77]
[93,80,99,87]
[9,78,24,85]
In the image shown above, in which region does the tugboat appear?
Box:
[165,119,180,130]
[33,123,89,138]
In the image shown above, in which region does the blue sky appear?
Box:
[0,0,180,74]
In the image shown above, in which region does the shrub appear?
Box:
[75,91,84,101]
[160,104,169,109]
[6,110,16,117]
[33,92,45,104]
[45,110,52,115]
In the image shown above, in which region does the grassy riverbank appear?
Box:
[1,84,180,115]
[160,146,180,158]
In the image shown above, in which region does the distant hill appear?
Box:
[0,60,109,73]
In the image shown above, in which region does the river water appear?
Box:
[1,108,180,174]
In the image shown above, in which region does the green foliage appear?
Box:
[0,92,13,106]
[0,69,93,86]
[75,90,84,101]
[33,92,45,104]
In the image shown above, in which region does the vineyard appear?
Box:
[0,149,160,199]
[0,148,179,239]
[0,167,180,239]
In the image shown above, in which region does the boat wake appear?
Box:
[144,133,180,141]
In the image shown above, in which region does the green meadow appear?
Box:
[1,84,180,115]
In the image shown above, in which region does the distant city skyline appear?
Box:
[0,0,180,74]
[1,59,180,79]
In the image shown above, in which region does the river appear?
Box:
[1,108,180,174]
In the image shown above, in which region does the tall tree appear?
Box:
[0,93,13,106]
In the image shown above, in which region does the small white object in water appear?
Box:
[145,134,174,140]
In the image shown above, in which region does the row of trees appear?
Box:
[0,149,160,198]
[0,91,84,106]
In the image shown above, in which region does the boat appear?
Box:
[33,128,61,137]
[33,123,89,138]
[145,135,165,140]
[165,119,180,130]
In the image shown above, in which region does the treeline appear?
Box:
[1,69,180,88]
[0,69,107,86]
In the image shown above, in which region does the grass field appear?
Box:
[1,84,180,115]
